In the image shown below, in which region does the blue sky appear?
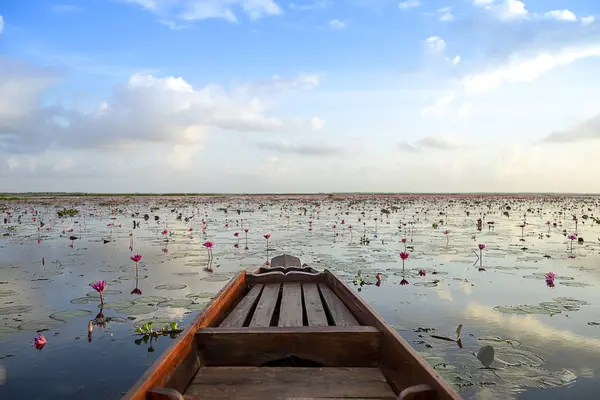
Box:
[1,0,600,193]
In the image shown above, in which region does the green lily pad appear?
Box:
[99,300,135,309]
[70,297,93,304]
[199,274,232,282]
[49,309,93,321]
[118,304,158,315]
[186,292,215,299]
[86,290,122,298]
[0,289,17,298]
[155,284,187,290]
[18,319,65,331]
[118,274,148,281]
[132,296,168,304]
[133,317,175,329]
[559,281,593,287]
[158,299,195,308]
[173,272,199,277]
[0,305,34,315]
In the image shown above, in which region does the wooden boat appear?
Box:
[123,254,461,400]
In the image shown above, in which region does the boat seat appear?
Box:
[219,282,359,328]
[183,367,397,400]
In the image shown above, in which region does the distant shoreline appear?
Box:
[1,192,599,198]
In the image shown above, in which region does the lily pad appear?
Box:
[199,274,232,282]
[173,272,200,277]
[0,289,17,298]
[118,274,148,281]
[186,302,209,310]
[0,305,34,315]
[559,281,593,287]
[118,304,158,315]
[49,309,93,321]
[133,317,176,329]
[132,296,168,304]
[186,292,215,299]
[86,290,122,298]
[70,297,93,304]
[0,326,19,338]
[158,299,195,308]
[155,284,187,290]
[99,300,135,309]
[18,319,65,331]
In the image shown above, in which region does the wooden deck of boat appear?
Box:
[125,255,461,400]
[185,367,396,399]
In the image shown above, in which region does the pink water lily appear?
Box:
[400,252,409,260]
[376,273,382,287]
[418,269,426,277]
[32,333,46,350]
[203,241,214,261]
[90,280,107,305]
[130,254,142,263]
[545,272,555,288]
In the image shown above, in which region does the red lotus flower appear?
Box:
[32,333,46,350]
[264,234,271,239]
[234,232,239,237]
[162,229,168,235]
[244,228,249,233]
[203,241,214,248]
[401,238,407,243]
[545,272,555,288]
[90,280,107,304]
[130,254,142,263]
[131,287,142,295]
[418,269,426,277]
[400,279,409,285]
[188,228,193,232]
[400,252,409,260]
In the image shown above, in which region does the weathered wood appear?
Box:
[324,271,461,400]
[146,388,184,400]
[185,367,396,400]
[257,266,316,274]
[196,326,381,367]
[303,283,329,326]
[278,282,303,327]
[122,271,247,400]
[246,270,327,284]
[318,283,360,326]
[270,254,302,268]
[249,283,280,327]
[398,384,437,400]
[219,284,264,327]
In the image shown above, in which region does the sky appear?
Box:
[1,0,600,193]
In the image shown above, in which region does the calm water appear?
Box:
[1,195,599,399]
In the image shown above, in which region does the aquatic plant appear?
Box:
[332,225,336,240]
[444,230,449,246]
[353,270,366,289]
[400,252,409,285]
[478,244,485,271]
[546,221,551,236]
[203,241,214,261]
[348,225,353,242]
[568,234,576,252]
[418,268,426,277]
[545,272,555,288]
[376,273,382,287]
[32,333,46,350]
[89,280,107,305]
[130,254,142,277]
[134,321,183,352]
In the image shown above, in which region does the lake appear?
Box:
[1,194,599,399]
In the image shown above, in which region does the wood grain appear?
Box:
[185,367,397,400]
[249,283,281,327]
[122,271,247,400]
[278,283,303,327]
[318,283,359,326]
[324,271,461,400]
[247,270,327,284]
[303,283,329,327]
[196,326,381,367]
[219,284,264,327]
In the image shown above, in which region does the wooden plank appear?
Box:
[196,326,381,367]
[318,283,359,326]
[219,284,264,327]
[278,283,303,327]
[324,271,462,400]
[249,283,280,327]
[270,254,302,268]
[122,271,247,400]
[185,367,396,400]
[303,283,329,326]
[247,270,327,284]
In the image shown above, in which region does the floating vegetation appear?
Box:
[49,309,93,321]
[133,317,177,329]
[70,297,94,304]
[0,289,17,297]
[494,297,589,316]
[118,304,159,315]
[86,289,122,298]
[559,281,593,287]
[99,300,135,309]
[172,272,200,277]
[0,305,34,315]
[155,284,187,290]
[158,299,195,308]
[18,318,65,331]
[199,274,232,282]
[185,292,215,299]
[132,296,168,304]
[118,274,148,281]
[413,281,440,287]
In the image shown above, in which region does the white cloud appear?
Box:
[0,61,319,155]
[289,1,331,10]
[544,9,577,22]
[445,55,461,65]
[328,19,346,30]
[474,0,528,20]
[581,16,595,26]
[425,36,446,52]
[122,0,283,23]
[0,15,4,34]
[440,11,455,21]
[398,1,420,9]
[421,93,454,117]
[458,102,474,119]
[310,117,325,130]
[463,45,600,93]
